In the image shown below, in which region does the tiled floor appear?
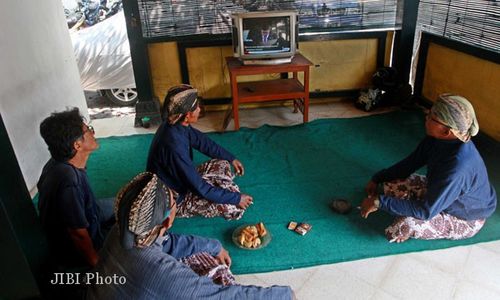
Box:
[90,99,395,136]
[91,99,500,300]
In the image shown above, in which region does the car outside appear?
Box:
[64,0,137,106]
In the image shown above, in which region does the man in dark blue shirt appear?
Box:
[360,94,497,242]
[147,84,253,220]
[38,108,114,268]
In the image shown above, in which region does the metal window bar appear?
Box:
[136,0,401,39]
[416,0,500,53]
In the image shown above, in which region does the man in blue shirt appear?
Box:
[87,172,293,299]
[38,108,114,268]
[360,94,497,243]
[147,84,253,220]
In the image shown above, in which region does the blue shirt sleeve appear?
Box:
[172,146,240,205]
[379,162,464,220]
[162,232,222,259]
[372,138,429,183]
[154,256,293,300]
[188,126,236,162]
[87,227,293,300]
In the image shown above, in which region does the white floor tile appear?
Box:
[461,245,500,292]
[195,111,226,133]
[91,116,123,137]
[371,289,402,300]
[477,240,500,255]
[93,115,157,138]
[335,255,396,287]
[91,99,386,135]
[378,256,456,300]
[406,245,471,276]
[453,280,500,300]
[295,264,378,300]
[236,266,317,295]
[233,274,268,287]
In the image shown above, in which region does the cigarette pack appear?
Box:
[294,223,312,236]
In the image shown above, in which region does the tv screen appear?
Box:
[232,11,297,61]
[242,16,291,55]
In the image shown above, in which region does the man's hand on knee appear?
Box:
[238,194,253,209]
[215,247,232,267]
[232,159,245,176]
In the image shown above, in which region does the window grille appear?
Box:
[137,0,401,39]
[416,0,500,53]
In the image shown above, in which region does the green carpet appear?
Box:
[87,110,500,274]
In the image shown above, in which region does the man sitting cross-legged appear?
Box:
[87,172,293,299]
[360,94,497,243]
[147,84,253,220]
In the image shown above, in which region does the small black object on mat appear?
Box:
[330,199,352,214]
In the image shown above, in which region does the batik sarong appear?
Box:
[176,159,245,220]
[180,252,236,286]
[383,174,485,241]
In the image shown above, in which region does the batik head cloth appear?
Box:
[114,172,173,249]
[430,93,479,142]
[161,84,198,125]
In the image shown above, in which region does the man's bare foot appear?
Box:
[388,235,410,243]
[385,224,412,243]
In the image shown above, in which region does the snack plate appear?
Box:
[232,224,272,250]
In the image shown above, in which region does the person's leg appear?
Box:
[385,213,485,242]
[179,252,236,286]
[383,174,427,200]
[95,197,116,243]
[382,174,485,242]
[197,159,239,191]
[176,159,245,220]
[95,197,115,224]
[382,174,426,243]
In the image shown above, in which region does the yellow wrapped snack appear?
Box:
[238,223,267,248]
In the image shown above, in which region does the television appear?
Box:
[231,11,298,65]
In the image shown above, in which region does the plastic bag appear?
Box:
[355,88,381,112]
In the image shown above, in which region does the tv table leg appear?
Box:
[222,106,233,131]
[232,100,239,130]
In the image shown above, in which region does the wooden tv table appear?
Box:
[224,53,313,130]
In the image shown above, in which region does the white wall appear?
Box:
[0,0,88,193]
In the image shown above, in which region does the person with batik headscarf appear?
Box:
[147,84,253,220]
[359,94,497,243]
[87,172,293,299]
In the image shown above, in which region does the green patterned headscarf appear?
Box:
[430,94,479,142]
